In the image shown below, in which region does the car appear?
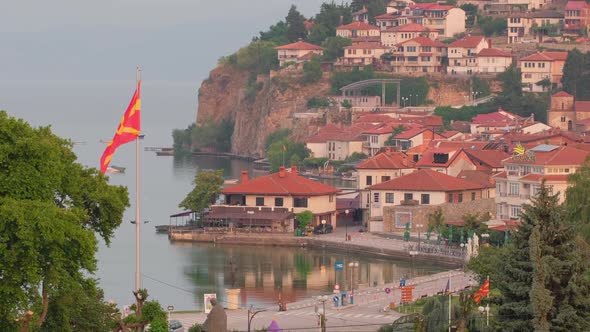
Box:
[169,320,185,332]
[544,38,558,43]
[314,224,333,234]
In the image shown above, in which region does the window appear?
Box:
[471,192,476,201]
[366,176,373,186]
[381,176,391,182]
[274,197,283,207]
[386,193,394,203]
[510,205,521,218]
[561,116,566,122]
[509,183,519,196]
[458,193,463,203]
[294,197,308,208]
[256,197,264,206]
[374,193,380,203]
[407,46,417,52]
[329,195,334,202]
[421,194,430,204]
[448,194,453,203]
[404,193,414,201]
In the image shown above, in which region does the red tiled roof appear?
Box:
[416,148,466,168]
[396,36,447,47]
[504,146,590,166]
[385,23,429,32]
[337,21,380,31]
[520,173,569,182]
[426,5,455,11]
[223,169,339,196]
[368,169,486,191]
[465,149,511,168]
[449,36,486,48]
[576,101,590,112]
[477,48,512,57]
[395,127,428,139]
[552,91,573,97]
[375,13,397,20]
[565,1,589,10]
[457,170,495,187]
[275,40,323,51]
[494,171,507,179]
[472,109,521,124]
[412,3,438,10]
[520,51,568,61]
[355,151,416,169]
[441,130,460,138]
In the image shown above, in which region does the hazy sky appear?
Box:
[0,0,326,81]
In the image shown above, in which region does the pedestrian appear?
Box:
[202,298,227,332]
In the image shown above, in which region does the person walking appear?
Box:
[202,298,227,332]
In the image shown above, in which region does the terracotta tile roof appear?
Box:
[472,109,521,124]
[449,36,486,48]
[275,40,323,51]
[375,12,398,20]
[552,91,573,97]
[337,21,380,31]
[494,171,507,179]
[426,5,455,11]
[416,148,465,168]
[395,127,428,139]
[504,146,590,166]
[520,174,569,182]
[457,170,495,187]
[576,101,590,112]
[565,1,589,10]
[520,51,568,61]
[362,123,396,135]
[396,36,447,47]
[477,48,512,57]
[306,124,373,143]
[428,140,488,150]
[465,149,511,168]
[441,130,460,138]
[223,168,339,196]
[385,23,429,32]
[412,3,438,10]
[407,143,430,155]
[368,169,486,191]
[355,151,416,169]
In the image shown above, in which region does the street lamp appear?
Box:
[348,261,359,304]
[415,94,419,106]
[409,94,413,106]
[345,209,350,241]
[316,295,328,332]
[402,97,408,107]
[416,223,423,251]
[247,210,254,233]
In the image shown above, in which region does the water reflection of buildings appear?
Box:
[179,242,445,309]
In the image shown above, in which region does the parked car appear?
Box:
[544,38,558,43]
[314,224,333,234]
[169,320,185,332]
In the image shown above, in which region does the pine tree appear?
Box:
[285,5,307,42]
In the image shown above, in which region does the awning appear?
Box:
[206,210,294,221]
[170,211,194,218]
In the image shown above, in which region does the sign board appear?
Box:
[167,305,174,311]
[335,261,344,271]
[385,287,391,294]
[204,293,217,314]
[400,286,415,304]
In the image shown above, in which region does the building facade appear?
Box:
[520,51,567,92]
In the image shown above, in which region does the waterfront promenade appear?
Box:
[171,227,477,331]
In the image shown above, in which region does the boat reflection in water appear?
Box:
[174,242,448,309]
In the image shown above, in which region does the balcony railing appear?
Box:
[564,23,583,30]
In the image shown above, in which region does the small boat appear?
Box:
[155,225,171,233]
[155,147,174,156]
[107,165,126,174]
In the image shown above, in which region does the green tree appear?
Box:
[267,139,310,172]
[561,49,590,100]
[0,111,129,331]
[385,125,406,146]
[303,56,323,83]
[259,21,289,45]
[308,2,352,44]
[565,158,590,243]
[478,16,507,36]
[179,170,224,213]
[286,5,307,42]
[265,129,292,149]
[235,40,279,74]
[320,36,352,61]
[296,210,313,231]
[460,4,478,27]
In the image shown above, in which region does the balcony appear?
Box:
[564,23,583,30]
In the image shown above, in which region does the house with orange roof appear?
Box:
[352,6,370,24]
[507,11,564,44]
[564,1,590,36]
[364,169,489,231]
[305,124,370,160]
[421,5,466,37]
[380,23,438,47]
[464,149,511,172]
[547,90,590,132]
[470,108,524,134]
[336,21,381,39]
[520,51,568,92]
[275,40,324,67]
[499,129,585,147]
[221,166,339,228]
[416,148,477,176]
[476,48,514,73]
[355,150,416,191]
[447,36,489,75]
[360,123,400,156]
[390,37,447,73]
[494,144,589,221]
[392,127,443,151]
[341,42,390,66]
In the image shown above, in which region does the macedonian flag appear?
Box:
[473,278,490,304]
[100,81,141,174]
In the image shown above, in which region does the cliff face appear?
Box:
[197,65,330,158]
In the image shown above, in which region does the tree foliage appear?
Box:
[494,65,549,123]
[308,2,352,44]
[265,128,292,149]
[267,138,310,172]
[286,5,307,42]
[259,21,289,45]
[303,56,323,83]
[173,119,234,154]
[320,36,352,61]
[235,40,280,74]
[478,16,507,37]
[0,111,129,331]
[179,169,224,213]
[561,49,590,100]
[296,210,314,230]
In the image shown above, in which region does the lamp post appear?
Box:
[316,295,328,332]
[416,223,423,251]
[345,209,350,241]
[402,97,408,107]
[348,261,359,304]
[415,94,419,106]
[247,210,254,233]
[409,94,413,106]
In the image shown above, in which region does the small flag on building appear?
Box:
[473,278,490,304]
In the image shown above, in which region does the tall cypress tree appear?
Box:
[285,5,307,42]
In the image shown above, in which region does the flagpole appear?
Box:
[135,66,142,292]
[486,275,490,327]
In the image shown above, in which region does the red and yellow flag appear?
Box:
[473,278,490,304]
[100,81,141,173]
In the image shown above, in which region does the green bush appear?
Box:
[303,56,323,83]
[307,96,331,109]
[189,323,204,332]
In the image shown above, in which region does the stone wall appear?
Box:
[382,198,496,232]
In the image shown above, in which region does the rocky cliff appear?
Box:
[197,65,331,158]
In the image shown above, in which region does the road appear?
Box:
[171,269,476,331]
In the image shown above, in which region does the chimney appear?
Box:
[487,38,492,48]
[291,165,298,176]
[241,170,248,183]
[278,166,286,178]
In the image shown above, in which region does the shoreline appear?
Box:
[169,231,464,266]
